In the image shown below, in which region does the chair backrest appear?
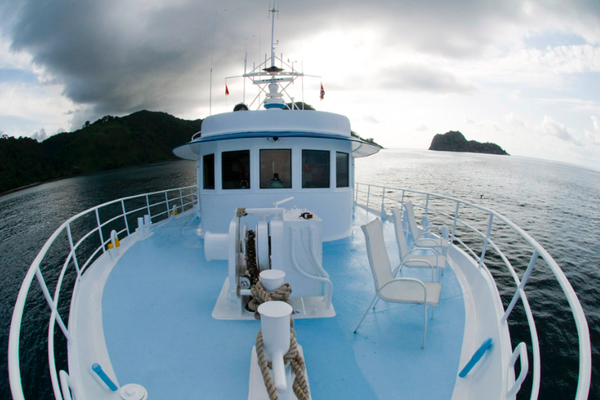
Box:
[361,218,393,291]
[404,202,420,239]
[392,208,410,259]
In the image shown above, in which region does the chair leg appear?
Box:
[354,294,379,333]
[422,304,428,349]
[372,297,381,309]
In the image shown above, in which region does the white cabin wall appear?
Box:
[197,137,354,241]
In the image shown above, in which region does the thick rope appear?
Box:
[247,281,292,319]
[256,324,311,400]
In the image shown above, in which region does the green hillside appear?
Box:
[0,110,202,194]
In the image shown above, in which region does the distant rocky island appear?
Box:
[429,131,509,155]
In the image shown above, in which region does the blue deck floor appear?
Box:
[102,211,465,399]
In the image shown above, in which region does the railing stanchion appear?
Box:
[502,250,539,323]
[478,213,494,268]
[451,203,460,243]
[179,189,184,211]
[165,192,169,216]
[121,200,130,235]
[425,193,430,214]
[34,269,71,341]
[66,223,81,277]
[95,209,105,253]
[146,194,151,219]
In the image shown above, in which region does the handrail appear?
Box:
[8,185,198,400]
[354,182,591,400]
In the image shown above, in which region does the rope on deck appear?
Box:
[247,281,292,319]
[256,321,310,400]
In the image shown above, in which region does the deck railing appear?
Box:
[355,182,591,400]
[8,186,198,400]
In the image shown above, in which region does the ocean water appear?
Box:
[1,150,598,399]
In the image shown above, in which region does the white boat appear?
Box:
[8,9,591,400]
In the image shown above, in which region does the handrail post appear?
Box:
[179,188,184,211]
[66,223,81,277]
[146,194,151,219]
[121,200,130,235]
[477,213,494,268]
[165,192,169,215]
[502,250,539,323]
[451,202,460,243]
[95,209,105,253]
[425,193,430,214]
[34,268,71,341]
[380,187,386,219]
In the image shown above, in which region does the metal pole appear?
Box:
[95,209,105,253]
[478,214,494,268]
[502,250,539,323]
[121,200,130,235]
[66,223,81,277]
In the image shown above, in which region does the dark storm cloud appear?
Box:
[381,64,476,94]
[1,0,600,126]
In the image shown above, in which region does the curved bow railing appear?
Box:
[8,186,198,400]
[355,182,591,400]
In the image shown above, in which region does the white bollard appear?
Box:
[260,269,285,292]
[204,232,230,261]
[258,301,293,395]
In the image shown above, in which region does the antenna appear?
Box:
[268,5,279,67]
[209,11,218,116]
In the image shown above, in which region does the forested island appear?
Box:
[0,111,203,194]
[429,131,509,155]
[1,105,382,195]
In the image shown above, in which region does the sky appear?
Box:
[1,1,600,171]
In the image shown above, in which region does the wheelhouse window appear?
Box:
[260,149,292,189]
[302,150,330,188]
[203,154,215,189]
[222,150,250,189]
[336,152,349,188]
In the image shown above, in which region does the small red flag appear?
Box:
[320,83,325,100]
[225,85,229,96]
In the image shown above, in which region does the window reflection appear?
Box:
[336,152,349,188]
[222,150,250,189]
[260,149,292,189]
[302,150,330,188]
[203,154,215,190]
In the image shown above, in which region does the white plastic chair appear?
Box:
[354,218,442,348]
[404,201,449,249]
[392,208,446,281]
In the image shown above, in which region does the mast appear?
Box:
[269,6,278,68]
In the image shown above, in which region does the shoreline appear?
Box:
[0,159,189,199]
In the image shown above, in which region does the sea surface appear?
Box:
[1,150,599,399]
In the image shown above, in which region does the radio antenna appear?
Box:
[209,11,218,116]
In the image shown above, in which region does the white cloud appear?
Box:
[382,64,477,94]
[504,112,527,128]
[415,124,428,131]
[31,128,47,142]
[584,116,600,145]
[539,115,582,145]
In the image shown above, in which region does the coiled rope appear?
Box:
[255,321,310,400]
[247,281,292,319]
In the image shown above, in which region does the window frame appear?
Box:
[221,150,251,190]
[302,149,331,189]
